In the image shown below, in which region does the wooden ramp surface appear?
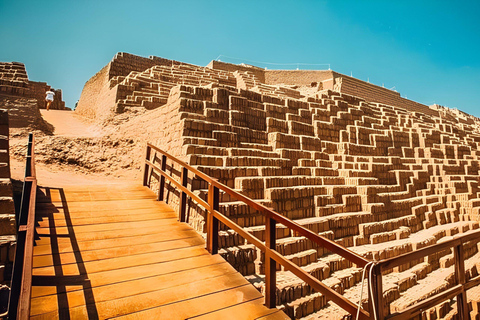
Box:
[30,184,288,320]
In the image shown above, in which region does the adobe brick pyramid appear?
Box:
[77,53,480,319]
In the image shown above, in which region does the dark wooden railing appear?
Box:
[144,143,372,320]
[373,229,480,320]
[8,133,37,320]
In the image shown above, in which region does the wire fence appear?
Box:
[215,55,331,70]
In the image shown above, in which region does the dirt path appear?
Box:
[40,109,104,137]
[10,110,138,187]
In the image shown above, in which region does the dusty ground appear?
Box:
[8,104,146,187]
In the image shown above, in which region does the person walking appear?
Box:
[45,89,55,111]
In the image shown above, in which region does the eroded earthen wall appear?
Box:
[207,60,266,83]
[331,72,439,117]
[75,65,113,120]
[0,62,66,110]
[0,109,16,284]
[265,70,334,87]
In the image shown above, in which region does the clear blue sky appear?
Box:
[1,0,479,117]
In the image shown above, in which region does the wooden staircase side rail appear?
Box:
[143,143,371,320]
[377,229,480,320]
[8,133,37,320]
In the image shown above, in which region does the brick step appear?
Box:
[0,179,12,197]
[388,249,480,316]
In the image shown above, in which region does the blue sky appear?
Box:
[1,0,479,117]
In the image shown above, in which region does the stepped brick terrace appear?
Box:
[3,52,480,319]
[74,52,480,319]
[0,62,66,111]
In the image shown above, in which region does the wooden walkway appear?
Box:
[30,184,288,320]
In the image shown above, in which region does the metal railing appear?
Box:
[144,143,371,319]
[8,133,37,320]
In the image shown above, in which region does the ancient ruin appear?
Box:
[0,62,66,111]
[69,53,480,319]
[0,52,479,319]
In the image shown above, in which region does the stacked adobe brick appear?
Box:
[79,53,480,319]
[0,62,29,96]
[0,61,66,110]
[149,85,480,319]
[0,110,16,287]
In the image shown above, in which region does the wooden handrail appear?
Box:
[8,133,37,320]
[377,229,480,320]
[146,143,370,267]
[144,143,371,320]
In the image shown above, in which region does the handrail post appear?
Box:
[158,154,167,201]
[370,264,385,320]
[179,167,188,222]
[454,243,468,319]
[143,145,151,186]
[265,215,276,308]
[207,183,219,254]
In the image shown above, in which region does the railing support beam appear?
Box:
[454,243,468,319]
[143,145,151,187]
[207,184,219,254]
[179,167,188,222]
[371,264,385,320]
[265,216,276,308]
[158,154,167,201]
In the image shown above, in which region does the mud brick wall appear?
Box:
[330,72,439,117]
[108,52,193,79]
[207,60,266,83]
[0,109,16,284]
[264,70,334,87]
[28,81,65,110]
[0,62,28,82]
[123,60,480,318]
[0,62,30,97]
[76,65,114,119]
[0,62,66,110]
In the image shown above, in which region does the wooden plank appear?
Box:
[37,191,157,203]
[186,297,277,320]
[35,217,178,234]
[33,245,209,276]
[35,198,174,213]
[31,254,226,299]
[36,211,171,227]
[30,183,289,320]
[36,205,177,220]
[32,236,205,267]
[30,262,241,316]
[33,229,201,255]
[112,286,265,320]
[34,223,192,243]
[31,272,252,319]
[256,310,291,320]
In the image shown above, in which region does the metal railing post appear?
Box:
[265,216,276,308]
[179,167,188,222]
